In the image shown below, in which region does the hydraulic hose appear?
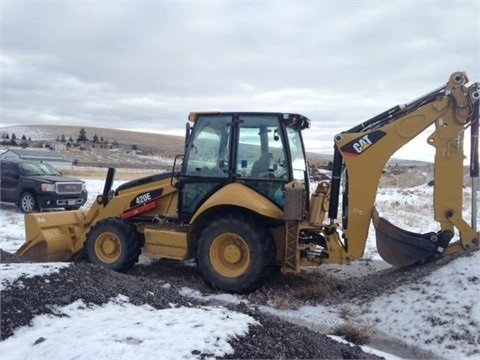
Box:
[328,148,343,224]
[470,99,479,232]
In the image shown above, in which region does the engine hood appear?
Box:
[25,175,84,183]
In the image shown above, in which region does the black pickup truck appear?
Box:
[0,159,88,213]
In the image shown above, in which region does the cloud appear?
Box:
[1,1,479,160]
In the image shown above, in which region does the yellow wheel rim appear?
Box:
[209,233,250,278]
[94,232,122,264]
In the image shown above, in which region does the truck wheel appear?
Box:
[65,206,81,211]
[19,192,37,213]
[86,219,141,272]
[196,214,276,293]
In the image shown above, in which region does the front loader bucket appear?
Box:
[16,210,89,262]
[372,208,453,267]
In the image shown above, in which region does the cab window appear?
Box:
[286,127,307,183]
[235,114,289,207]
[183,116,231,178]
[236,115,288,179]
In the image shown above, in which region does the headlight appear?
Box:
[82,183,87,191]
[41,183,55,192]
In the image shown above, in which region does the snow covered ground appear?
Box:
[0,178,479,359]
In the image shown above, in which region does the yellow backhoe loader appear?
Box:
[17,71,480,293]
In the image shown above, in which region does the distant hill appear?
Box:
[0,125,185,157]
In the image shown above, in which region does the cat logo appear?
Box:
[340,130,387,158]
[352,135,373,154]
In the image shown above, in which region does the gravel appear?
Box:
[0,249,386,359]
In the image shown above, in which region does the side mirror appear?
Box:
[185,122,191,150]
[171,155,184,188]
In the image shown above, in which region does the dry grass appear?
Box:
[246,270,337,309]
[380,165,478,190]
[380,168,431,188]
[333,322,371,345]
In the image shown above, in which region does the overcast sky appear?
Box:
[1,1,479,159]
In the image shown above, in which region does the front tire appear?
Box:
[86,219,141,272]
[19,192,37,213]
[196,213,276,293]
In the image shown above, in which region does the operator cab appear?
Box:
[178,112,310,221]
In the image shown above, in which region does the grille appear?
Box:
[56,182,83,194]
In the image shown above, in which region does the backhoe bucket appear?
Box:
[16,210,89,262]
[372,208,453,267]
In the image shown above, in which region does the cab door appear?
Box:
[234,114,291,208]
[178,115,232,222]
[1,163,20,202]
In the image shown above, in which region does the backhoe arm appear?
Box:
[326,71,479,265]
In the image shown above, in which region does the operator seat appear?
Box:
[251,153,271,177]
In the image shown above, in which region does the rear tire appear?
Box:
[19,192,37,213]
[196,213,276,293]
[86,219,141,272]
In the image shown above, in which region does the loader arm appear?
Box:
[325,71,479,266]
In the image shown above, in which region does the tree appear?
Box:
[93,134,99,143]
[11,133,16,140]
[20,135,28,148]
[131,144,138,150]
[60,134,66,143]
[77,128,88,142]
[69,136,73,142]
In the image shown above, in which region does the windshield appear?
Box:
[20,162,61,176]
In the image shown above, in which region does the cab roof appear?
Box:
[188,111,310,130]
